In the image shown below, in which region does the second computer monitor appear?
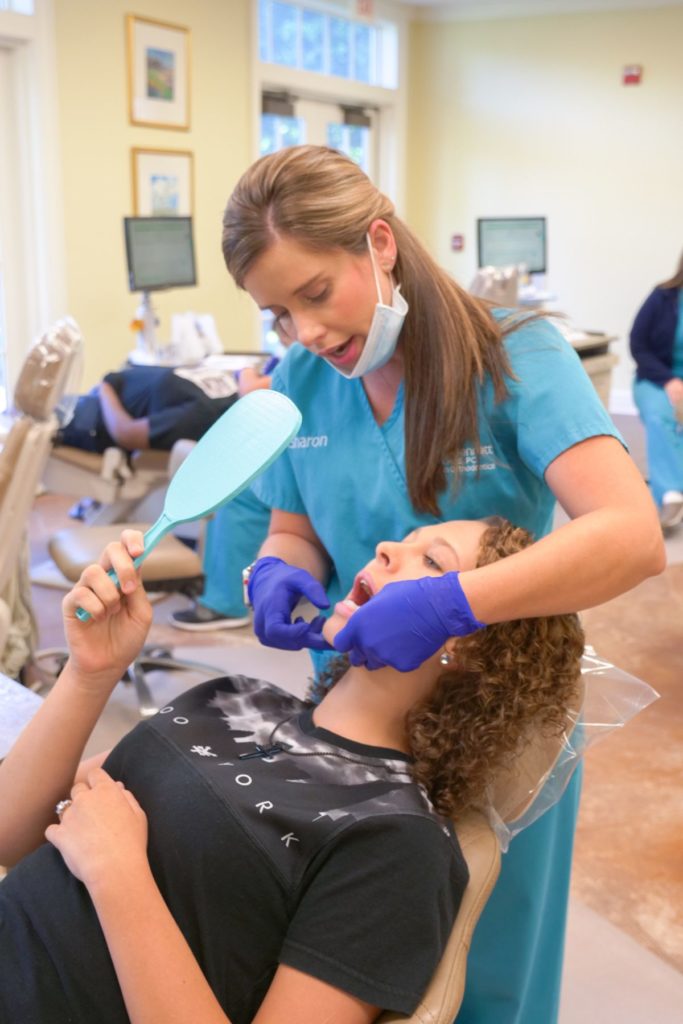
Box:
[477,217,547,275]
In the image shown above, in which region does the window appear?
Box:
[0,1,34,13]
[258,0,396,89]
[260,112,306,156]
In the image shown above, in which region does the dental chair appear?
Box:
[378,670,586,1024]
[0,318,84,677]
[43,441,171,526]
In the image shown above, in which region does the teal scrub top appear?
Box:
[673,290,683,378]
[253,315,622,612]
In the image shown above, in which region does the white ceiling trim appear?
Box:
[404,0,683,23]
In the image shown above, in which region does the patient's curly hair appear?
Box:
[313,517,584,818]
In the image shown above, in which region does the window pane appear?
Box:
[258,0,270,62]
[329,18,350,79]
[0,1,35,12]
[327,123,370,174]
[327,123,343,152]
[272,2,298,68]
[301,9,325,73]
[260,114,305,156]
[352,23,372,84]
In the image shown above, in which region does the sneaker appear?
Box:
[659,494,683,531]
[170,604,251,632]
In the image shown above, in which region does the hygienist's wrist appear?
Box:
[449,570,487,630]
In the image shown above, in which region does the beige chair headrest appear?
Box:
[13,318,84,421]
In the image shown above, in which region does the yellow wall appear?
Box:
[407,6,683,399]
[54,0,255,387]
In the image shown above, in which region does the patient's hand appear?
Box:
[62,529,153,687]
[45,768,149,891]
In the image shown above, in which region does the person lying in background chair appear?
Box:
[56,360,278,455]
[0,517,583,1024]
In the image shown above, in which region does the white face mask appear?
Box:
[331,235,409,380]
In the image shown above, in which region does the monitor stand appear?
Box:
[130,291,161,365]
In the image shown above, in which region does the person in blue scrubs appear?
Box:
[221,145,664,1024]
[630,250,683,531]
[170,349,287,632]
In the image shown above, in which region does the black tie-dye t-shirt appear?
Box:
[0,676,468,1023]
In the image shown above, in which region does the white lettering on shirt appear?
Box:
[445,445,496,475]
[289,435,328,449]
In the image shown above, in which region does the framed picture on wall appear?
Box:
[126,14,190,130]
[132,147,193,216]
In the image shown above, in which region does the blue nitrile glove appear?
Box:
[260,355,280,376]
[333,572,486,671]
[249,556,333,652]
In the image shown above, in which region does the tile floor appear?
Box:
[21,410,683,1022]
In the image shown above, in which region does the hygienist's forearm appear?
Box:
[460,505,665,625]
[0,661,118,865]
[90,866,231,1024]
[259,532,330,584]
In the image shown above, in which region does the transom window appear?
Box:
[258,0,397,89]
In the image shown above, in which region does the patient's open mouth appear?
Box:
[345,573,374,610]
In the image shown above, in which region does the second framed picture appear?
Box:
[132,148,194,216]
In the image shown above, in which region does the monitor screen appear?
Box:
[477,217,547,275]
[124,216,197,292]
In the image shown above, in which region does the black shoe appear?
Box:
[170,604,251,632]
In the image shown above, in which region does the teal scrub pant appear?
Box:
[633,378,683,505]
[199,488,272,617]
[457,768,582,1024]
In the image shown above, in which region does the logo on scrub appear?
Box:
[289,435,329,449]
[445,445,496,475]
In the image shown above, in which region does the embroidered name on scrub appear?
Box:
[289,435,328,449]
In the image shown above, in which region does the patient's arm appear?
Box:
[98,380,151,450]
[48,816,379,1024]
[0,662,122,865]
[0,533,151,866]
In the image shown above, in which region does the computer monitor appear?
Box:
[477,217,547,275]
[124,216,197,293]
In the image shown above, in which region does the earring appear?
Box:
[440,650,453,666]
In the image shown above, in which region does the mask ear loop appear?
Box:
[366,233,385,304]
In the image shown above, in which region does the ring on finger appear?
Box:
[55,798,73,821]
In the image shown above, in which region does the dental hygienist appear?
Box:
[222,145,664,1024]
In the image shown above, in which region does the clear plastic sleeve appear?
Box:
[485,645,660,852]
